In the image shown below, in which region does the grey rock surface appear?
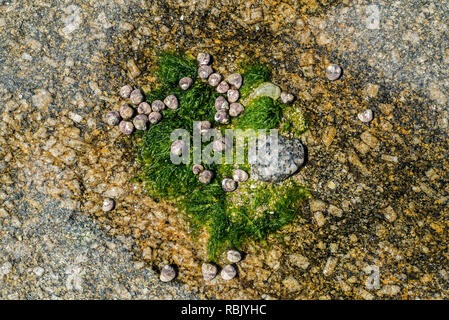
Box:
[250,134,305,183]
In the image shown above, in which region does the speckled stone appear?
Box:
[232,169,248,182]
[249,134,305,183]
[120,85,133,98]
[119,104,134,120]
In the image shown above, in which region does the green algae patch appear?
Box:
[237,96,283,130]
[136,51,309,260]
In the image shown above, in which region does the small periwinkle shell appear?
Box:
[216,81,230,94]
[195,120,212,134]
[151,100,165,112]
[119,103,134,120]
[226,249,242,263]
[358,109,373,123]
[227,89,239,103]
[120,85,133,98]
[208,73,222,87]
[202,263,218,281]
[326,64,342,81]
[220,264,237,280]
[215,96,229,111]
[229,103,244,117]
[197,52,211,65]
[102,198,115,212]
[192,164,204,175]
[130,89,144,104]
[280,92,294,104]
[137,102,152,115]
[227,73,242,89]
[212,138,226,152]
[133,114,149,130]
[148,111,162,124]
[105,111,121,126]
[222,178,237,192]
[119,121,134,135]
[160,265,177,282]
[214,110,229,124]
[232,169,248,182]
[199,170,214,184]
[164,95,179,110]
[198,65,213,79]
[170,140,186,156]
[179,77,193,90]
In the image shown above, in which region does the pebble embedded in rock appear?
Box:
[227,89,239,103]
[148,111,162,124]
[160,265,177,282]
[326,64,342,81]
[222,178,237,192]
[192,164,204,175]
[280,92,294,104]
[119,103,134,120]
[179,77,193,90]
[214,110,229,124]
[102,198,115,212]
[229,103,244,117]
[195,120,211,134]
[249,134,305,183]
[227,73,243,89]
[215,96,229,111]
[199,170,214,184]
[201,263,218,281]
[151,100,165,112]
[220,264,237,281]
[164,95,179,110]
[226,249,242,263]
[198,65,213,79]
[105,111,121,126]
[170,140,186,156]
[232,169,248,182]
[358,109,373,123]
[216,81,230,94]
[133,114,149,130]
[130,89,144,104]
[137,102,152,115]
[119,85,133,98]
[197,52,211,65]
[208,73,222,87]
[119,120,134,135]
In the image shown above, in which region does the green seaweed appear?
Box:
[136,52,308,260]
[237,96,283,130]
[239,62,272,99]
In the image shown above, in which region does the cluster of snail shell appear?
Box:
[171,52,250,192]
